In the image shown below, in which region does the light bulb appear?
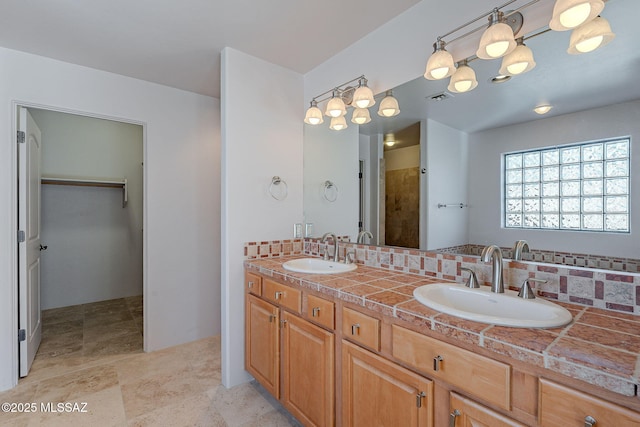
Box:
[329,116,347,131]
[560,3,591,28]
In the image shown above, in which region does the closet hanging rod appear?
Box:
[41,176,128,208]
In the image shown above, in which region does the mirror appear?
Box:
[303,0,640,261]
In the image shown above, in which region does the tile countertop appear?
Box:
[245,255,640,399]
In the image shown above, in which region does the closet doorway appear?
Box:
[17,106,144,378]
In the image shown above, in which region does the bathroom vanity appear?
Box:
[244,256,640,426]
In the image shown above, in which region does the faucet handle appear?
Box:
[322,247,330,260]
[460,267,479,289]
[345,250,355,264]
[518,278,546,299]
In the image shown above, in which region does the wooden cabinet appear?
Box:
[342,306,380,351]
[282,311,334,427]
[245,271,262,296]
[342,340,433,427]
[449,393,526,427]
[392,325,511,411]
[539,379,640,426]
[245,293,279,397]
[306,294,335,330]
[245,277,334,426]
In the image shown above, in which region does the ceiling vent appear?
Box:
[427,91,454,102]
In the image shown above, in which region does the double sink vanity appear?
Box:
[244,248,640,426]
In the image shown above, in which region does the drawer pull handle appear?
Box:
[268,314,276,323]
[449,409,460,427]
[416,391,426,408]
[312,307,321,317]
[351,323,360,335]
[433,355,444,371]
[247,281,254,289]
[280,319,288,328]
[275,291,284,300]
[585,416,597,427]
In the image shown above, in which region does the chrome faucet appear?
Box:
[512,240,530,261]
[320,232,339,262]
[480,245,504,293]
[357,230,373,244]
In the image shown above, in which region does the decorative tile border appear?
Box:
[302,238,640,316]
[244,239,303,259]
[435,243,640,274]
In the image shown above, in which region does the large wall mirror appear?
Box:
[303,0,640,260]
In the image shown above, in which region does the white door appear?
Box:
[18,107,42,377]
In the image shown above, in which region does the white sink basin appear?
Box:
[283,258,357,274]
[413,283,572,328]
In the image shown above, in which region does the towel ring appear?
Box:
[269,176,288,201]
[323,180,339,202]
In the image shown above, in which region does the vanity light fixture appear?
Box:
[351,107,372,125]
[567,15,615,54]
[447,61,478,93]
[329,115,348,131]
[499,37,536,75]
[304,100,324,125]
[476,9,517,59]
[549,0,604,31]
[534,104,553,114]
[325,89,347,117]
[378,90,401,117]
[424,39,456,80]
[304,75,399,130]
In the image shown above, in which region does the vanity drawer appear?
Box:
[392,325,511,411]
[263,279,301,313]
[306,294,335,330]
[539,378,640,427]
[245,272,262,296]
[342,307,380,351]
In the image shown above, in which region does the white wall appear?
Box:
[304,124,359,240]
[468,100,640,258]
[221,48,303,388]
[0,47,220,391]
[385,145,420,171]
[29,110,143,309]
[426,119,468,250]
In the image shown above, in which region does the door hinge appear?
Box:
[18,230,25,243]
[17,131,25,144]
[18,329,26,342]
[358,172,363,179]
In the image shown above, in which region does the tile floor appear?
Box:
[1,297,298,426]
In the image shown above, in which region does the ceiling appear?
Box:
[0,0,420,98]
[359,0,640,134]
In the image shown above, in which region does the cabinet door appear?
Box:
[245,294,280,398]
[539,379,640,427]
[342,340,433,427]
[449,393,525,427]
[281,311,335,427]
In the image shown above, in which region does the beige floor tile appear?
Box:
[42,319,84,339]
[36,331,84,359]
[82,333,143,358]
[84,320,141,343]
[33,364,119,403]
[42,305,83,325]
[127,392,226,427]
[210,383,286,427]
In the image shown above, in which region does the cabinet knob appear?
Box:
[585,416,597,427]
[351,323,360,335]
[312,307,321,317]
[275,291,284,300]
[449,409,461,427]
[433,355,444,371]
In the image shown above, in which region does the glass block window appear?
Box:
[504,138,630,232]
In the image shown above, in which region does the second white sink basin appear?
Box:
[413,283,572,328]
[283,258,357,274]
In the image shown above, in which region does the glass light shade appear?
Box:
[384,133,396,147]
[424,49,455,80]
[499,44,536,76]
[447,65,478,93]
[351,108,371,125]
[329,116,348,131]
[549,0,604,31]
[476,22,517,59]
[377,92,400,117]
[567,16,615,54]
[325,95,346,117]
[304,103,324,125]
[353,85,376,109]
[534,105,553,115]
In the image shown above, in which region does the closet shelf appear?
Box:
[41,176,128,207]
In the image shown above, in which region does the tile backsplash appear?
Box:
[244,238,640,316]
